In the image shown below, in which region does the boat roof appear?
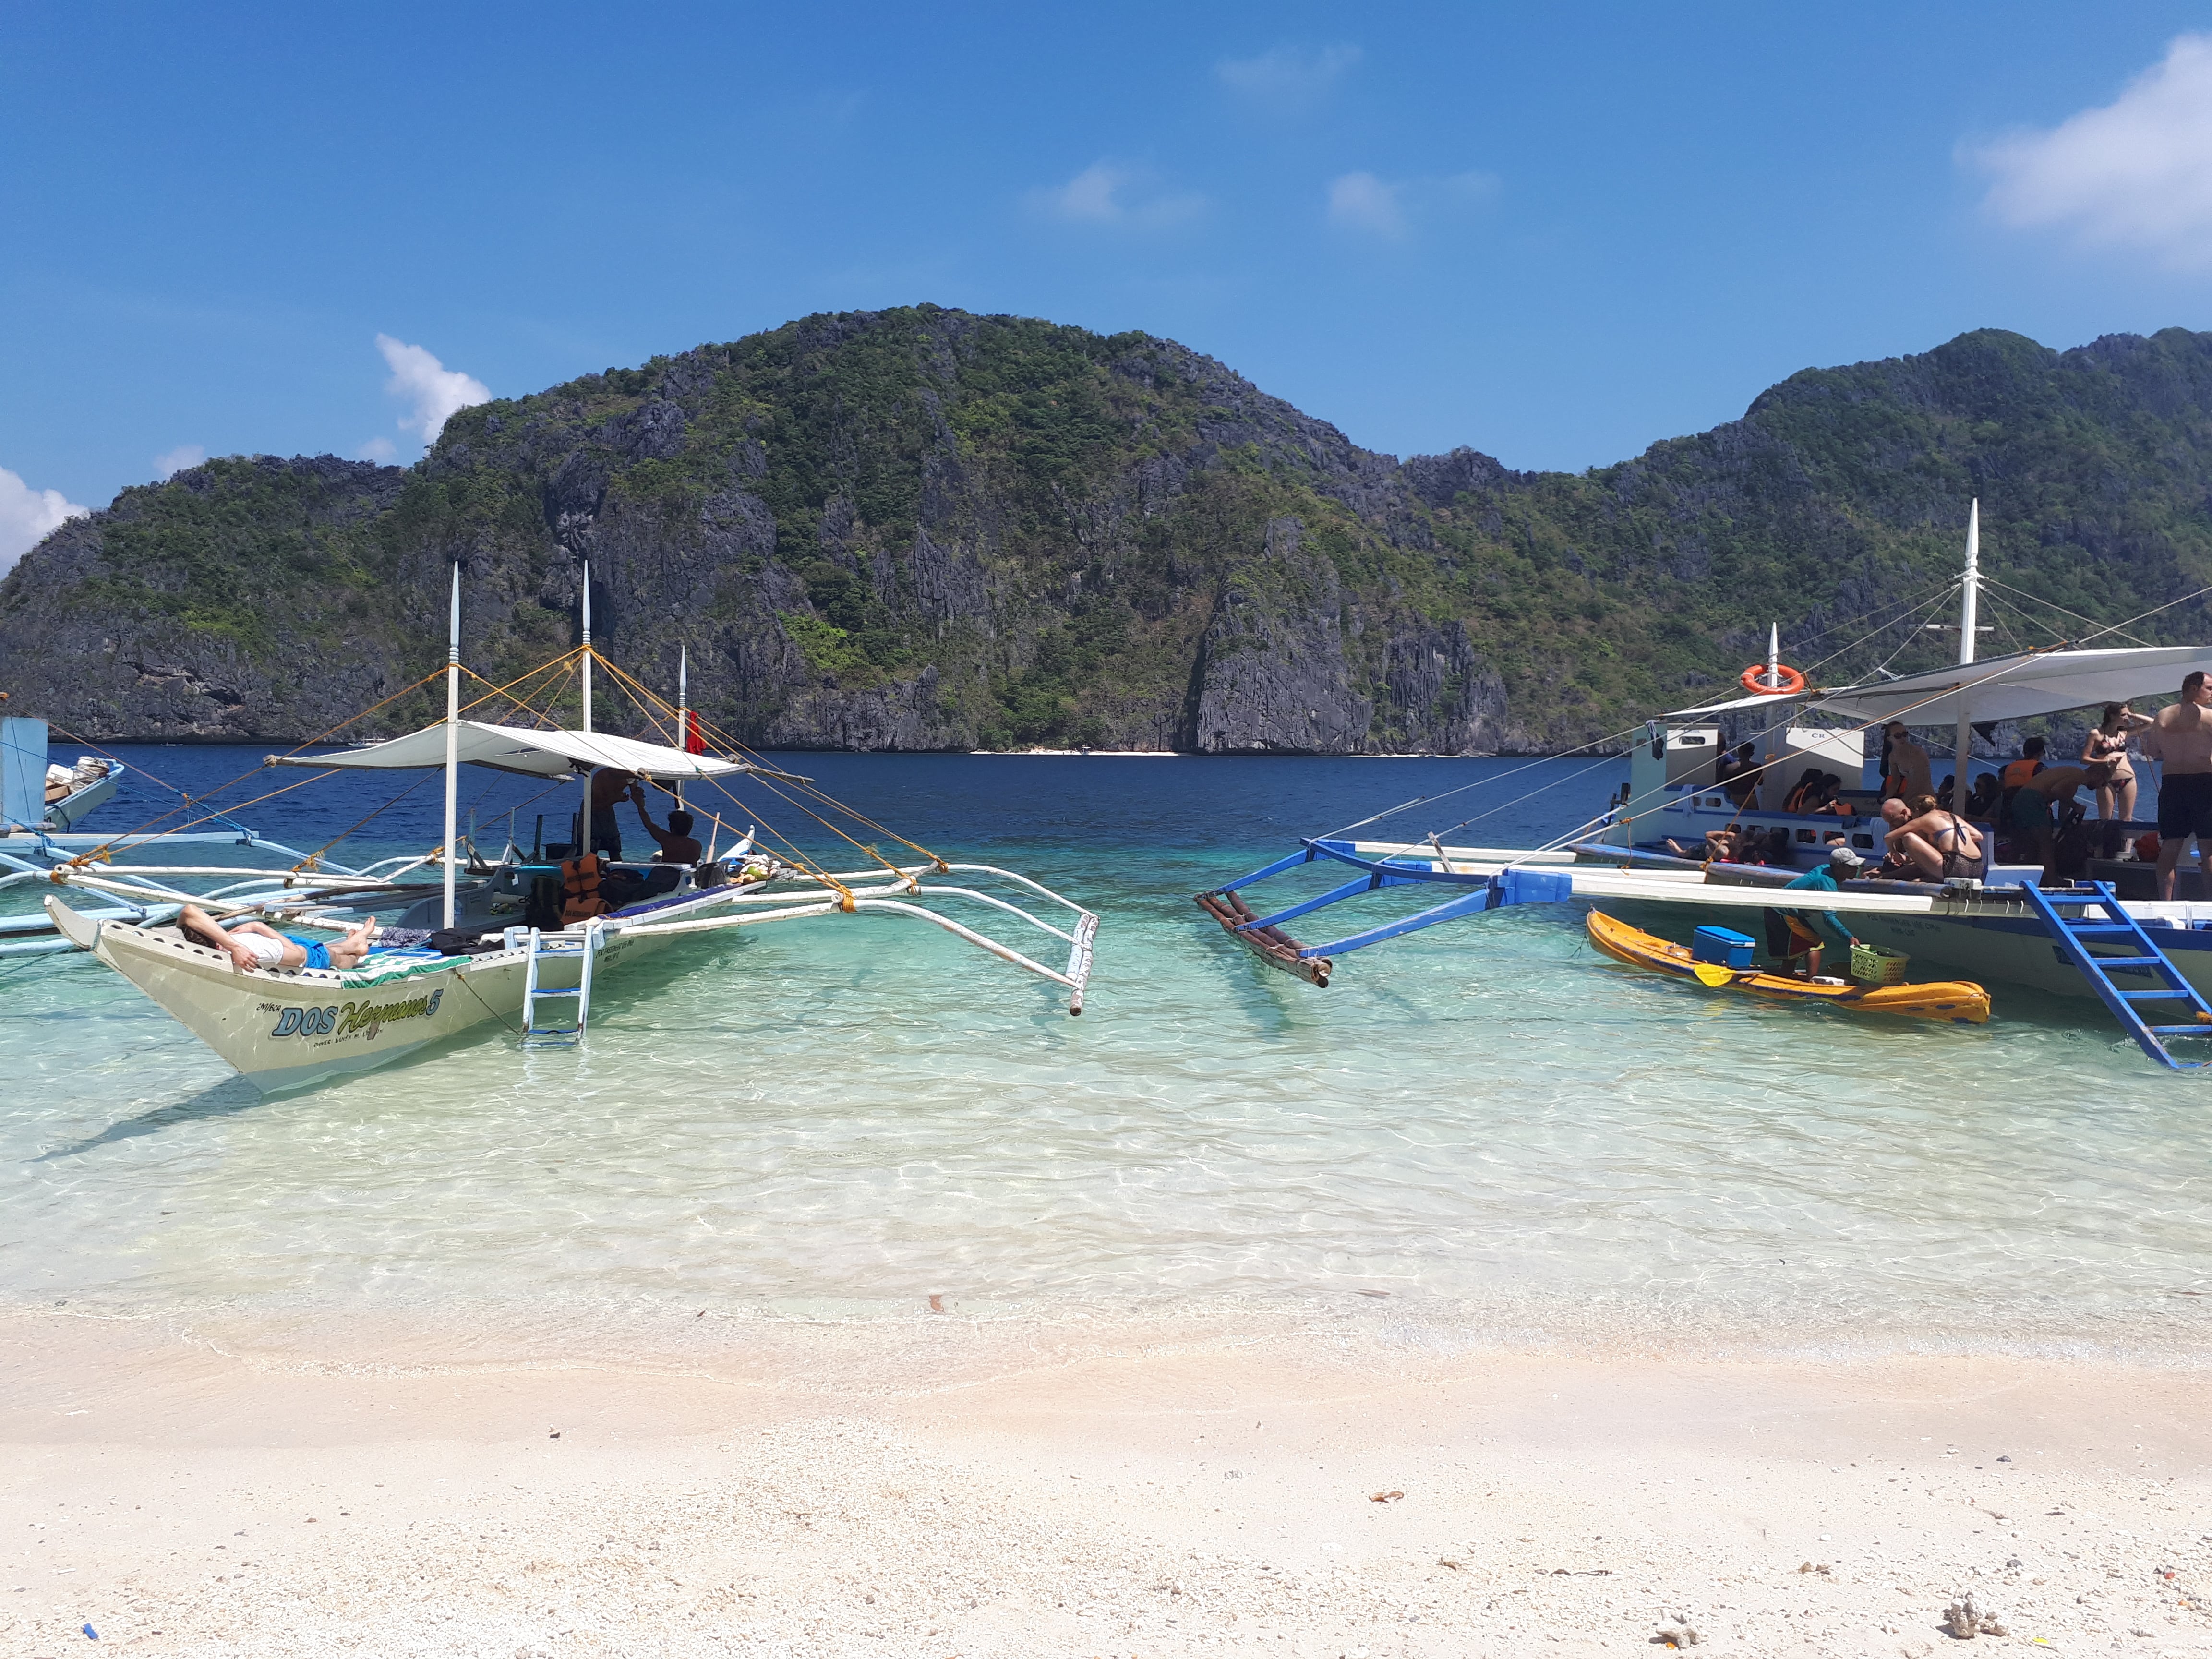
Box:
[1667,645,2212,727]
[267,721,752,781]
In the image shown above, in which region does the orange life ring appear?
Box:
[1740,662,1806,696]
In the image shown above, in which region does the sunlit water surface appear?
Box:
[4,746,2210,1365]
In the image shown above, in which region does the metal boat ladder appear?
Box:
[520,925,601,1046]
[2020,881,2212,1069]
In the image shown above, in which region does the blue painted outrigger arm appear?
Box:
[1197,837,1575,975]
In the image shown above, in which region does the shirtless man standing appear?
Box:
[2148,671,2212,900]
[1882,723,1932,804]
[587,766,641,858]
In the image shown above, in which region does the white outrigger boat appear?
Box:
[1198,504,2212,1069]
[40,568,1097,1091]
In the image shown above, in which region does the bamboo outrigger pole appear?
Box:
[441,562,461,929]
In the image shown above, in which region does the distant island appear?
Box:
[6,306,2211,752]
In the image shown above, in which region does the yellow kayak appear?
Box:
[1586,911,1991,1024]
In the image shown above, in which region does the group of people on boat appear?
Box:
[171,765,716,972]
[1676,671,2212,899]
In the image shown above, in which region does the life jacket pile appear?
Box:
[561,854,609,923]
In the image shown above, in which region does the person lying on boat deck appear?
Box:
[1882,724,1932,804]
[1715,743,1759,807]
[2010,762,2112,880]
[1663,826,1741,863]
[587,767,641,858]
[628,785,703,864]
[2146,671,2212,900]
[1886,793,1985,881]
[176,903,375,973]
[1763,844,1864,975]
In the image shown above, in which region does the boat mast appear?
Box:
[675,644,688,811]
[577,560,593,860]
[1952,500,1980,817]
[441,562,461,929]
[1767,623,1780,689]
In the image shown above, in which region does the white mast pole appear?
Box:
[676,643,688,810]
[576,561,594,861]
[580,561,593,735]
[1952,499,1980,818]
[1767,623,1779,690]
[441,562,461,929]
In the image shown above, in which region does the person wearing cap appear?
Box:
[1764,843,1863,978]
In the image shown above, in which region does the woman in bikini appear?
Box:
[1885,794,1986,882]
[2083,702,2153,846]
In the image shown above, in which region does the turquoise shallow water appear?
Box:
[4,746,2211,1362]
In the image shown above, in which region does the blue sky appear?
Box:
[6,1,2212,562]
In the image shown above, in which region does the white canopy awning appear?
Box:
[269,721,752,781]
[1667,646,2212,728]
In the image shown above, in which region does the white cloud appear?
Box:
[154,444,206,480]
[1027,161,1206,229]
[0,466,89,576]
[1325,168,1500,240]
[1973,33,2212,268]
[357,436,399,463]
[1217,43,1361,107]
[375,333,491,445]
[1328,171,1407,238]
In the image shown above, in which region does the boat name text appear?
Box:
[270,988,444,1041]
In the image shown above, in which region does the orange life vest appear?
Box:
[560,854,607,923]
[1999,757,2042,789]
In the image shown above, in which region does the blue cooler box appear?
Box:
[1692,926,1756,969]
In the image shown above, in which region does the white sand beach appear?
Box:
[6,1308,2209,1658]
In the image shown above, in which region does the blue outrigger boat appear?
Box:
[1197,505,2212,1070]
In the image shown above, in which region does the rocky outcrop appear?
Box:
[11,313,2212,752]
[1189,517,1371,753]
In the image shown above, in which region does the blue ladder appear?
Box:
[2020,882,2212,1070]
[521,926,601,1047]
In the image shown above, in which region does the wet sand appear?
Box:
[5,1308,2211,1657]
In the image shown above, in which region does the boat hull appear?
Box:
[45,767,120,830]
[1587,909,1990,1023]
[50,891,724,1092]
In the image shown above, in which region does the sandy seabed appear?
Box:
[4,1306,2211,1659]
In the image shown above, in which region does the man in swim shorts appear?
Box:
[177,905,375,973]
[2148,671,2212,900]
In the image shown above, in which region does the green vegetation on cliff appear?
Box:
[8,311,2212,750]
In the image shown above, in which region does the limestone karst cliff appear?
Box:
[7,309,2212,750]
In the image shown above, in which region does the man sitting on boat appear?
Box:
[176,904,376,974]
[1715,742,1760,808]
[1885,793,1986,882]
[629,785,703,865]
[2146,672,2212,901]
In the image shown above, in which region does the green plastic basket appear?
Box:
[1851,941,1910,986]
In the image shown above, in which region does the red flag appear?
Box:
[685,710,704,755]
